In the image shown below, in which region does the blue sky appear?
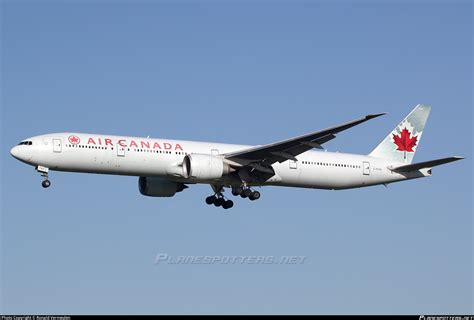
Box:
[1,0,472,314]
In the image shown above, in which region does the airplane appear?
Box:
[10,104,463,209]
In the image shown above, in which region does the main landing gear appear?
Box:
[206,185,261,209]
[36,165,51,189]
[205,194,234,210]
[231,186,261,201]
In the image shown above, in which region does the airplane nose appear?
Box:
[10,146,19,158]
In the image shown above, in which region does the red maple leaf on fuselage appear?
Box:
[393,128,417,152]
[69,135,80,144]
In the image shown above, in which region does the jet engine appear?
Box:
[138,177,187,197]
[182,154,232,180]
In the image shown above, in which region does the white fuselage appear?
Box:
[10,132,430,190]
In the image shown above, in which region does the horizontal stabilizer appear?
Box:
[390,156,464,172]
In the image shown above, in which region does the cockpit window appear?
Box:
[18,141,33,146]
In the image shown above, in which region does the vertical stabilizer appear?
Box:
[369,104,431,164]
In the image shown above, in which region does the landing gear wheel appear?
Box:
[42,180,51,188]
[205,196,216,205]
[249,191,261,201]
[241,188,252,198]
[214,197,225,207]
[232,187,243,196]
[222,200,234,209]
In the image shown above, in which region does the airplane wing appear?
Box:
[390,156,464,172]
[224,113,386,172]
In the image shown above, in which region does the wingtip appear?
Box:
[452,156,465,160]
[366,112,387,120]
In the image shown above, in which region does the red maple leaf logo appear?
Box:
[393,127,417,152]
[68,135,80,144]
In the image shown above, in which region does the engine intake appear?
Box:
[138,177,187,197]
[183,154,231,180]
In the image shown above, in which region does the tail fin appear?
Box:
[369,104,431,164]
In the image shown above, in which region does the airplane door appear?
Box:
[117,144,125,157]
[363,161,370,175]
[53,139,62,153]
[289,160,297,169]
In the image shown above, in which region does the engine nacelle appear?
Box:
[138,177,187,197]
[182,154,231,180]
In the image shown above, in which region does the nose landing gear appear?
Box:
[36,165,51,189]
